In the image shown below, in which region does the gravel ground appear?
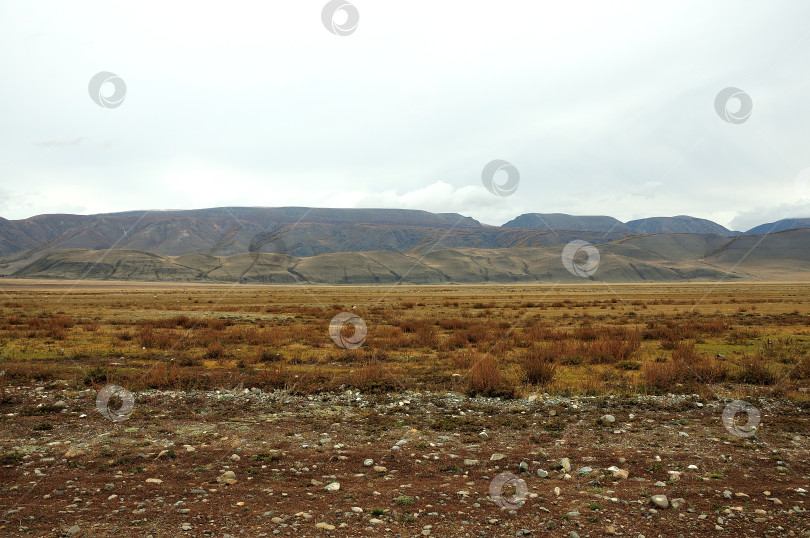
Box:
[1,383,808,537]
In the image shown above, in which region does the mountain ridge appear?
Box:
[8,228,810,284]
[1,207,809,284]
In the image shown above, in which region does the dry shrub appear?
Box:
[257,348,283,362]
[173,315,195,329]
[449,350,474,369]
[466,354,516,398]
[137,327,177,350]
[175,355,202,367]
[725,328,760,345]
[142,317,175,329]
[240,327,288,346]
[50,316,73,329]
[438,318,466,330]
[447,330,470,350]
[142,363,183,389]
[785,356,810,380]
[285,368,335,394]
[645,320,699,346]
[733,354,775,385]
[206,341,225,359]
[553,340,584,365]
[643,342,728,390]
[574,325,600,341]
[202,318,230,331]
[377,326,411,350]
[80,320,100,332]
[702,318,727,335]
[46,326,66,340]
[466,323,492,344]
[690,358,728,383]
[414,325,439,348]
[345,362,401,393]
[521,347,557,386]
[524,323,558,341]
[584,333,639,364]
[672,341,698,363]
[254,362,289,390]
[117,330,134,341]
[236,353,259,369]
[397,318,431,333]
[643,360,689,391]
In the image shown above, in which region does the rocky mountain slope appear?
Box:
[2,207,809,283]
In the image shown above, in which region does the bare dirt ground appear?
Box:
[1,384,808,537]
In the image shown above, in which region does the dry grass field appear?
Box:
[0,280,808,398]
[0,280,809,536]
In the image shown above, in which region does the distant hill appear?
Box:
[745,218,810,235]
[8,228,810,284]
[0,208,633,269]
[502,213,631,233]
[625,215,737,236]
[2,207,809,284]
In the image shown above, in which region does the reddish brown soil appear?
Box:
[1,385,808,537]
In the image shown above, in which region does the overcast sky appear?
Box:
[2,1,810,230]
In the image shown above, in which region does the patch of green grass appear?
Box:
[0,451,24,464]
[395,495,415,506]
[544,420,566,432]
[253,451,281,462]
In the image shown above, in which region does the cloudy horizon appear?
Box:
[2,1,810,231]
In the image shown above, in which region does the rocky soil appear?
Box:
[1,384,808,537]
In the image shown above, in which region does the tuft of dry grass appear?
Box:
[521,347,557,386]
[466,354,516,399]
[733,354,775,385]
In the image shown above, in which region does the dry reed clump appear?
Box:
[732,354,775,385]
[137,327,181,350]
[344,361,402,393]
[583,328,641,364]
[521,347,557,386]
[253,362,290,390]
[466,354,517,399]
[643,342,729,391]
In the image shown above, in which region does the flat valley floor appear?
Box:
[0,280,808,537]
